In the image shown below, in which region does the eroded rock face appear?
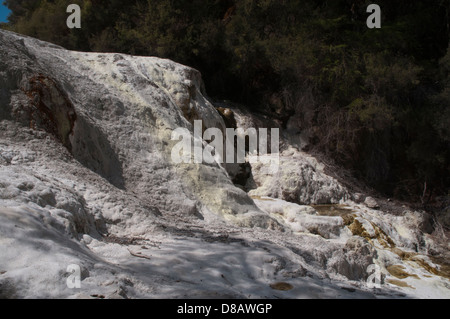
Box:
[327,237,377,281]
[0,29,275,228]
[16,74,77,150]
[248,146,350,205]
[213,105,350,205]
[0,30,448,299]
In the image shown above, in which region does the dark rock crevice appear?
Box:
[18,74,77,151]
[13,73,125,190]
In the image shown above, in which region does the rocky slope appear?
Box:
[0,29,448,299]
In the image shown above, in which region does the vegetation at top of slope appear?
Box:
[1,0,449,206]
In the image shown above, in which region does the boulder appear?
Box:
[364,196,379,209]
[0,29,276,229]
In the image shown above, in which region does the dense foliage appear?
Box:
[2,0,449,203]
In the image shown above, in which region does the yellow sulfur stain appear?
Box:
[342,214,397,250]
[390,248,450,280]
[270,282,294,291]
[387,279,415,289]
[312,204,354,217]
[386,265,419,279]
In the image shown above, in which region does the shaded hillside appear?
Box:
[1,0,449,202]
